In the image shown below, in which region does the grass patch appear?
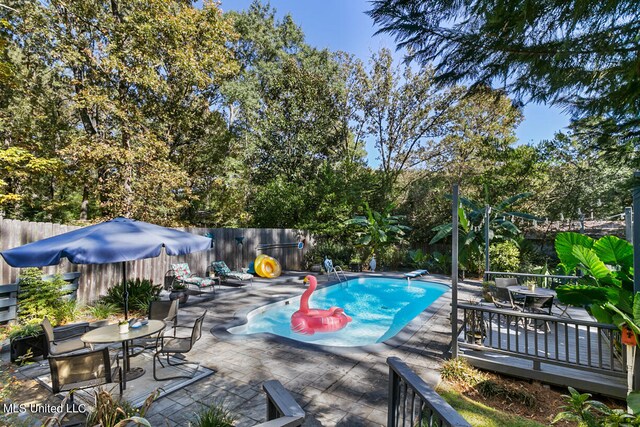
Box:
[437,386,547,427]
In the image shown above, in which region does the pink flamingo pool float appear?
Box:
[290,275,352,335]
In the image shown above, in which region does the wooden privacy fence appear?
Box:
[0,218,313,303]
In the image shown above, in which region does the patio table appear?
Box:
[81,320,165,389]
[507,285,556,297]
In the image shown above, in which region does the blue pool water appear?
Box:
[228,277,448,347]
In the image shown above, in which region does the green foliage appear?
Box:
[552,387,640,427]
[85,388,156,427]
[87,302,120,320]
[191,402,236,427]
[304,240,355,269]
[345,202,411,257]
[408,249,429,269]
[427,251,451,275]
[431,193,535,275]
[7,322,42,340]
[440,357,486,386]
[377,245,408,270]
[17,268,68,325]
[368,0,640,142]
[489,241,520,273]
[101,279,161,313]
[555,232,639,340]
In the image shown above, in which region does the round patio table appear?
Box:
[507,285,556,297]
[81,320,165,389]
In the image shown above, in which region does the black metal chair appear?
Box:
[41,317,89,357]
[153,310,207,380]
[490,287,521,310]
[129,300,179,355]
[49,347,122,405]
[522,295,554,330]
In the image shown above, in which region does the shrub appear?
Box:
[481,281,495,302]
[88,301,120,319]
[377,245,407,270]
[303,240,355,269]
[489,241,520,272]
[440,357,486,386]
[192,401,236,427]
[17,268,66,324]
[84,388,157,427]
[427,251,451,274]
[101,279,161,312]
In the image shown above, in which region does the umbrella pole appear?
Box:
[123,262,129,320]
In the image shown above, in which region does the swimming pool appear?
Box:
[228,277,448,347]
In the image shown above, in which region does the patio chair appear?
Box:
[210,261,253,286]
[129,300,179,352]
[49,347,122,405]
[522,295,554,330]
[323,257,347,282]
[169,263,218,293]
[153,310,207,381]
[490,287,521,311]
[496,277,524,307]
[41,317,89,357]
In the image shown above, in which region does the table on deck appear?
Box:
[81,320,165,389]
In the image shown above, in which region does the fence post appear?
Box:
[451,184,459,359]
[387,364,399,427]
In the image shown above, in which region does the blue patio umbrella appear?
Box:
[0,217,212,318]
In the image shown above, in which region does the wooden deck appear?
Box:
[458,303,628,399]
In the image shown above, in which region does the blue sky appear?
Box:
[220,0,571,161]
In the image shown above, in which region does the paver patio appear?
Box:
[3,272,481,426]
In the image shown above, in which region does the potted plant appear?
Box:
[9,322,47,363]
[464,300,487,345]
[349,256,362,272]
[169,282,189,304]
[118,319,129,334]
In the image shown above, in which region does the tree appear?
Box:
[4,0,238,224]
[353,48,460,200]
[368,0,640,143]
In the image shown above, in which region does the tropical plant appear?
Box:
[430,193,536,274]
[554,232,637,336]
[101,279,161,313]
[552,387,640,426]
[408,249,429,269]
[345,202,411,258]
[87,302,120,320]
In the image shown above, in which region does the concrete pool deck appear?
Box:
[3,272,481,426]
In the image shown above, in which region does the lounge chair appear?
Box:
[323,257,347,282]
[169,263,218,293]
[210,261,253,286]
[404,269,429,283]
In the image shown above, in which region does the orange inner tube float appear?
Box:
[290,275,352,335]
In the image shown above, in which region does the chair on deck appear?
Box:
[169,263,218,293]
[49,347,122,404]
[153,310,207,380]
[210,261,253,286]
[490,286,521,310]
[41,317,89,357]
[522,295,554,330]
[130,300,179,352]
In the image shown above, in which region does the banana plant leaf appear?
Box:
[555,232,595,274]
[556,284,618,306]
[593,235,633,271]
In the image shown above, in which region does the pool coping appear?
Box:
[210,274,452,356]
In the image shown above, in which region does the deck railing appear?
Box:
[387,357,471,427]
[484,271,580,289]
[458,303,626,378]
[258,380,305,427]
